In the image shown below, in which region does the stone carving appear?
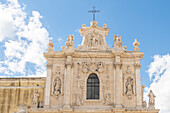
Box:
[47,40,54,52]
[126,65,131,74]
[125,78,134,95]
[32,90,39,108]
[133,39,140,52]
[53,78,61,96]
[104,94,110,105]
[75,94,82,106]
[148,90,156,109]
[113,34,122,48]
[65,34,74,48]
[82,61,89,73]
[97,62,105,73]
[88,34,101,47]
[142,101,147,108]
[90,61,97,72]
[56,66,60,75]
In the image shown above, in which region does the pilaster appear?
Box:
[114,55,123,108]
[63,56,73,108]
[44,62,53,107]
[134,63,142,108]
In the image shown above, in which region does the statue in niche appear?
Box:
[104,94,110,105]
[32,90,39,107]
[98,62,105,73]
[53,78,61,96]
[125,78,134,95]
[148,90,156,109]
[65,34,74,48]
[82,61,89,73]
[113,34,122,48]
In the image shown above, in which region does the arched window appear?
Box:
[87,74,99,99]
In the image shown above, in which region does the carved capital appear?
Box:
[134,63,141,69]
[113,63,122,69]
[46,63,53,68]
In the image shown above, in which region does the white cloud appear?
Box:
[57,37,63,44]
[145,54,170,113]
[0,0,50,77]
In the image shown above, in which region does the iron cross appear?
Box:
[88,6,100,21]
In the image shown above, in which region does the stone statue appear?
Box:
[148,90,156,109]
[82,61,88,73]
[65,34,74,48]
[98,62,104,73]
[47,40,54,52]
[113,34,122,48]
[53,78,61,96]
[125,78,134,95]
[32,90,39,107]
[133,38,140,52]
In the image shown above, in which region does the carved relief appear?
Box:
[90,61,97,72]
[88,34,102,47]
[82,61,89,73]
[104,94,110,105]
[75,94,83,106]
[97,62,105,73]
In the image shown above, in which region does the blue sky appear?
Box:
[14,0,170,86]
[0,0,170,112]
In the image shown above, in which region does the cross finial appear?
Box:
[88,6,100,21]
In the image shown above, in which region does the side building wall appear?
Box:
[0,77,45,113]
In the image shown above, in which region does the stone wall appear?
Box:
[0,77,45,113]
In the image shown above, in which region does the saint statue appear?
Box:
[32,90,39,107]
[125,78,134,95]
[53,78,61,96]
[113,34,122,48]
[65,34,74,48]
[148,90,156,109]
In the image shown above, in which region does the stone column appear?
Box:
[44,62,52,107]
[63,56,72,108]
[114,56,123,108]
[135,63,142,108]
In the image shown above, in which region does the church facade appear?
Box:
[0,21,159,113]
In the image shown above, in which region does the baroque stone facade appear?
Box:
[0,21,159,113]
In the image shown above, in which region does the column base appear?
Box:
[115,104,123,108]
[63,105,71,109]
[136,105,142,109]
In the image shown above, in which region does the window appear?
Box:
[86,74,99,99]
